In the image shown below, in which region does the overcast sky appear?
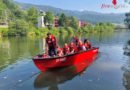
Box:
[13,0,130,13]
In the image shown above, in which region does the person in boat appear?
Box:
[84,39,91,49]
[57,46,63,56]
[69,42,77,53]
[84,42,89,50]
[46,33,57,57]
[63,43,70,55]
[72,35,79,46]
[77,41,86,52]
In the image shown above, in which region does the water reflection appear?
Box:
[34,55,98,90]
[123,40,130,90]
[0,37,41,71]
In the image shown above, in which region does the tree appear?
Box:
[8,20,29,36]
[58,13,68,27]
[83,26,89,32]
[94,24,100,31]
[0,9,5,22]
[87,23,94,32]
[124,0,130,29]
[15,19,29,36]
[44,10,54,28]
[8,21,16,36]
[99,22,105,26]
[107,22,112,26]
[69,16,79,29]
[27,7,38,26]
[15,9,24,19]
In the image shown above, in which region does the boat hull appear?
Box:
[33,47,99,71]
[34,55,97,89]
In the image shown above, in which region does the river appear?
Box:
[0,30,130,90]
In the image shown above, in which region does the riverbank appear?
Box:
[0,23,115,38]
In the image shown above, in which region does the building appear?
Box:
[38,16,59,28]
[54,17,59,27]
[78,21,88,27]
[38,10,60,28]
[38,10,89,28]
[39,10,46,16]
[38,16,46,28]
[38,10,46,28]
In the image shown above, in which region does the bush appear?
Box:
[66,27,74,34]
[8,19,29,36]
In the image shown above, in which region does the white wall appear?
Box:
[38,16,46,28]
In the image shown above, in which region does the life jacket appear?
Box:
[73,36,78,40]
[57,48,62,54]
[69,44,76,52]
[46,35,56,48]
[76,39,79,46]
[63,46,69,55]
[87,41,91,48]
[57,48,63,56]
[73,36,79,46]
[77,44,84,52]
[85,44,89,50]
[87,41,91,45]
[85,43,89,47]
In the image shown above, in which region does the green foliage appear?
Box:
[83,26,89,32]
[59,28,68,34]
[15,9,25,19]
[58,13,68,27]
[107,22,113,26]
[65,27,74,34]
[2,0,26,20]
[16,2,125,24]
[44,10,54,28]
[82,22,114,33]
[0,9,6,22]
[87,23,94,32]
[0,27,8,36]
[8,21,16,36]
[0,0,115,37]
[99,22,105,26]
[0,0,39,36]
[15,19,29,36]
[27,7,38,26]
[69,16,79,29]
[8,20,29,36]
[125,13,130,29]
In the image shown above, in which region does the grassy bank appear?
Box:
[0,27,8,37]
[0,23,115,38]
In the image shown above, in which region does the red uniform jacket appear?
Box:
[63,46,69,55]
[46,35,57,48]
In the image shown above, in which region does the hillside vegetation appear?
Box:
[0,0,115,37]
[15,1,125,24]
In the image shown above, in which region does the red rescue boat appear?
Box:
[34,55,98,89]
[33,47,99,71]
